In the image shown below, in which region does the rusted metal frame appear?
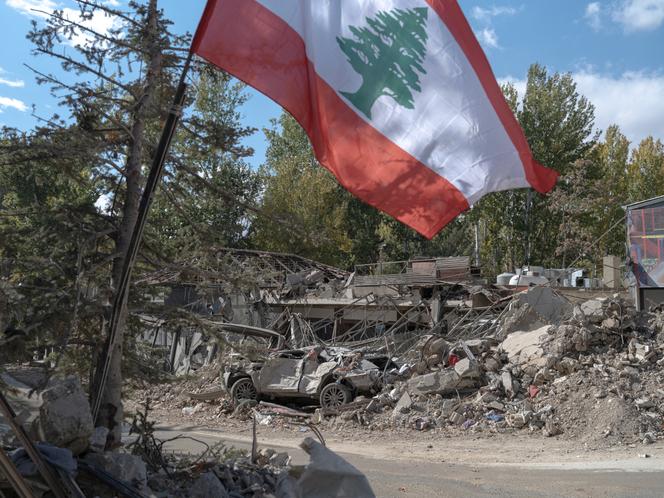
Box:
[0,391,68,498]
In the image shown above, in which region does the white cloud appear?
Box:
[613,0,664,32]
[471,5,519,50]
[585,2,603,31]
[501,71,664,146]
[472,6,518,23]
[0,96,28,112]
[6,0,56,18]
[0,78,25,88]
[0,68,25,88]
[477,28,500,49]
[61,7,123,47]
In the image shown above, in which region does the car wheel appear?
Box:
[230,378,257,403]
[320,383,352,409]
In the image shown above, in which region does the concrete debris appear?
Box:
[85,451,148,489]
[190,472,229,498]
[392,392,413,416]
[89,426,109,453]
[124,289,664,469]
[406,370,463,396]
[37,376,94,456]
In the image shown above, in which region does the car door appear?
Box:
[257,354,304,395]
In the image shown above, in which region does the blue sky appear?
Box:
[1,0,664,167]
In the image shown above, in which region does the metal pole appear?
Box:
[91,51,194,423]
[0,446,34,498]
[0,391,68,498]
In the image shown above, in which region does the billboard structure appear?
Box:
[626,196,664,309]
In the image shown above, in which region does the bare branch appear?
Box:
[74,0,141,27]
[25,63,135,138]
[34,48,137,97]
[31,8,150,56]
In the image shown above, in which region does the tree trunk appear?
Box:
[99,0,163,446]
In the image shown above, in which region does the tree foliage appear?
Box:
[475,64,597,273]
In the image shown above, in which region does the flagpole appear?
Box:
[91,51,194,423]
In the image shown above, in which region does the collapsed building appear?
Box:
[138,249,485,375]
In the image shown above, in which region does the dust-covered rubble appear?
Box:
[132,292,664,452]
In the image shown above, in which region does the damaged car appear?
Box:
[222,337,396,409]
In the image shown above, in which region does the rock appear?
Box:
[636,398,655,409]
[449,412,465,425]
[543,419,562,437]
[407,370,461,396]
[190,472,229,498]
[507,411,531,429]
[501,371,514,397]
[85,452,147,488]
[89,426,109,453]
[411,417,434,431]
[500,326,550,368]
[38,376,93,455]
[483,357,501,372]
[454,358,480,379]
[486,401,506,412]
[428,338,450,356]
[438,399,457,418]
[501,304,547,336]
[516,287,571,324]
[580,299,606,323]
[392,392,413,416]
[182,403,205,417]
[643,432,656,445]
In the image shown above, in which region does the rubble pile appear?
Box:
[0,372,376,496]
[314,295,664,446]
[126,290,664,452]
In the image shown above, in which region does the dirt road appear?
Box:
[154,424,664,497]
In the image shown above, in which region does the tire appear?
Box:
[319,383,352,409]
[230,378,257,404]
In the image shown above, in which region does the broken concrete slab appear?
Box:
[38,376,93,455]
[500,326,551,368]
[580,298,607,323]
[407,370,461,396]
[392,392,413,416]
[516,287,571,325]
[454,358,480,379]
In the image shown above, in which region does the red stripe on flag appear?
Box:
[192,0,469,239]
[427,0,559,194]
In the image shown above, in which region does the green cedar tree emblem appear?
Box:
[336,7,429,120]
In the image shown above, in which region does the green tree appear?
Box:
[337,7,429,119]
[19,0,260,444]
[628,137,664,201]
[149,69,261,257]
[475,64,596,274]
[251,113,352,266]
[549,126,630,266]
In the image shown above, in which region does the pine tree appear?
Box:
[337,7,429,119]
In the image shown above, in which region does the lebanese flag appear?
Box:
[192,0,558,239]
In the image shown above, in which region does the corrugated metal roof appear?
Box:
[624,195,664,211]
